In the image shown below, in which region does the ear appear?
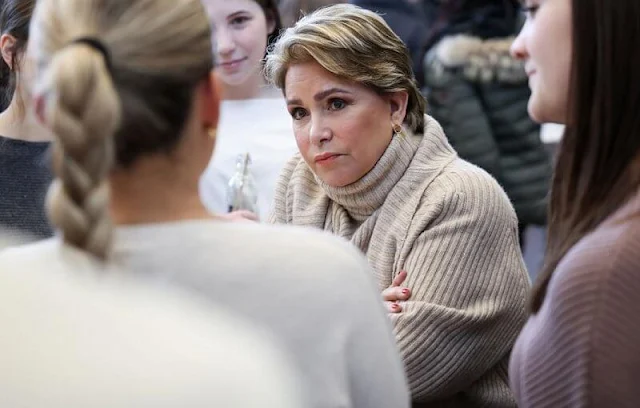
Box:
[0,34,17,69]
[199,70,221,132]
[386,90,409,126]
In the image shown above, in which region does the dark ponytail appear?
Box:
[0,0,35,112]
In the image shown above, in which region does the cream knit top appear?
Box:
[270,115,530,407]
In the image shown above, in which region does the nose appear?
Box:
[510,27,528,61]
[309,115,332,146]
[215,26,235,57]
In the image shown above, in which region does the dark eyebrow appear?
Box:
[313,87,351,101]
[286,87,352,106]
[228,11,250,19]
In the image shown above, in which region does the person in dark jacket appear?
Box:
[422,0,521,50]
[422,0,551,246]
[279,0,346,27]
[349,0,428,85]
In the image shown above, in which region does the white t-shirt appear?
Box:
[0,221,410,408]
[199,98,299,220]
[0,240,303,408]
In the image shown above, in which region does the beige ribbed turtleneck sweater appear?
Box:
[270,115,530,407]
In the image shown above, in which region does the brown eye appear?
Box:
[230,15,251,26]
[328,98,346,111]
[290,108,307,120]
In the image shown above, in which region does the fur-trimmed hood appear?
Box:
[424,34,527,84]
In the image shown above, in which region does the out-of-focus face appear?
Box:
[284,61,407,187]
[203,0,274,92]
[511,0,572,124]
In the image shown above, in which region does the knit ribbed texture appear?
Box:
[270,115,530,406]
[510,189,640,408]
[0,136,53,238]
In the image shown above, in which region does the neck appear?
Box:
[110,158,214,226]
[0,102,50,142]
[222,70,273,100]
[319,133,423,222]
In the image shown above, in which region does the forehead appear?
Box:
[202,0,263,19]
[284,62,356,94]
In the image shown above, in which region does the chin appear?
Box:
[220,72,251,88]
[527,97,547,124]
[528,100,567,125]
[527,88,570,123]
[316,172,356,188]
[319,177,349,188]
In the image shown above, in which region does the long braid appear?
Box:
[30,0,214,259]
[43,45,121,259]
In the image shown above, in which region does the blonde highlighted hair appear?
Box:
[265,4,425,133]
[30,0,214,259]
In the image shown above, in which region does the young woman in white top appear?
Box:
[199,0,299,220]
[0,0,410,406]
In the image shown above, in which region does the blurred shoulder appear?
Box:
[552,211,640,296]
[0,238,69,267]
[0,244,303,407]
[226,221,370,273]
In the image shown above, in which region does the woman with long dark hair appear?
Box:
[510,0,640,405]
[0,0,53,239]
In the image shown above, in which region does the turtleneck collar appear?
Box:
[316,131,422,222]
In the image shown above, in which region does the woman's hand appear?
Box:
[218,210,259,223]
[382,270,412,313]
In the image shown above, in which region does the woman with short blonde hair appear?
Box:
[267,4,529,406]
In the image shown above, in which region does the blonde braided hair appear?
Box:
[30,0,214,259]
[43,45,120,259]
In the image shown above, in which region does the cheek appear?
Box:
[336,114,390,178]
[344,108,389,159]
[242,24,268,59]
[293,124,312,160]
[529,45,571,122]
[336,121,361,146]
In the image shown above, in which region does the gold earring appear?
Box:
[393,123,404,138]
[207,127,217,140]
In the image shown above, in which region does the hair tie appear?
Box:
[71,37,113,73]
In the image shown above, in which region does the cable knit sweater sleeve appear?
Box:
[268,154,299,225]
[394,168,529,402]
